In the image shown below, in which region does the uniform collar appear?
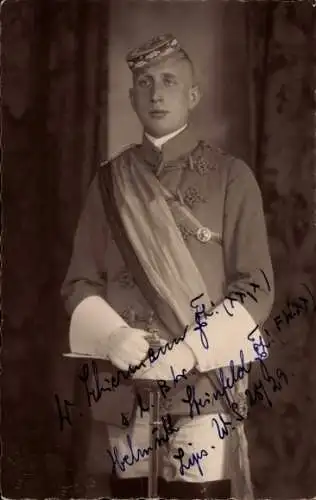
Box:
[145,124,188,150]
[136,123,199,167]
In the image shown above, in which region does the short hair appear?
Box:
[132,48,196,85]
[177,49,195,82]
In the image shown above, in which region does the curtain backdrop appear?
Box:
[2,0,108,497]
[246,3,316,498]
[3,0,315,498]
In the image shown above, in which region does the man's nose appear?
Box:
[150,82,164,103]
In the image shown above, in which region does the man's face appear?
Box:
[129,55,200,138]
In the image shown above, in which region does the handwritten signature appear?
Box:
[106,413,179,473]
[180,350,289,440]
[173,445,209,477]
[247,325,269,360]
[54,280,314,432]
[211,358,289,440]
[107,353,287,476]
[190,293,211,350]
[180,348,251,419]
[54,295,205,431]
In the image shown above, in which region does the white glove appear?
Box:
[133,340,197,380]
[107,326,150,371]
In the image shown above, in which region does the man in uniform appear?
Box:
[61,34,274,499]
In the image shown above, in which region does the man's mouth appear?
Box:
[149,110,169,119]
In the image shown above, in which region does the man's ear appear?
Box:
[129,88,135,111]
[189,84,201,110]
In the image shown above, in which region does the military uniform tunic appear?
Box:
[61,125,274,495]
[62,124,274,412]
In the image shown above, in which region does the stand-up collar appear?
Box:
[136,124,199,168]
[145,124,188,150]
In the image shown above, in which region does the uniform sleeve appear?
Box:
[184,159,274,370]
[61,174,128,356]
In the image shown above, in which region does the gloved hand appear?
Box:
[107,326,150,371]
[132,339,197,381]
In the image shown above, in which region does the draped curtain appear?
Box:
[245,2,316,498]
[2,0,108,497]
[3,0,315,498]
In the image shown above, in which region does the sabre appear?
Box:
[145,333,163,500]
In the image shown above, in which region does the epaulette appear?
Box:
[201,143,253,183]
[100,143,138,169]
[187,140,234,176]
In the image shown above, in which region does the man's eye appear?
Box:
[164,77,177,86]
[137,78,151,88]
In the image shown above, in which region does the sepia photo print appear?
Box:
[2,0,316,499]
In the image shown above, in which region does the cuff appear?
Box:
[184,298,267,372]
[69,295,128,357]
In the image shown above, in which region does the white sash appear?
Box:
[112,151,210,328]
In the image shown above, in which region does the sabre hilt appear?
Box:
[145,331,162,350]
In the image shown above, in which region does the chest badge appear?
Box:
[196,227,213,243]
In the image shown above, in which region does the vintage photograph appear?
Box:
[2,0,316,499]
